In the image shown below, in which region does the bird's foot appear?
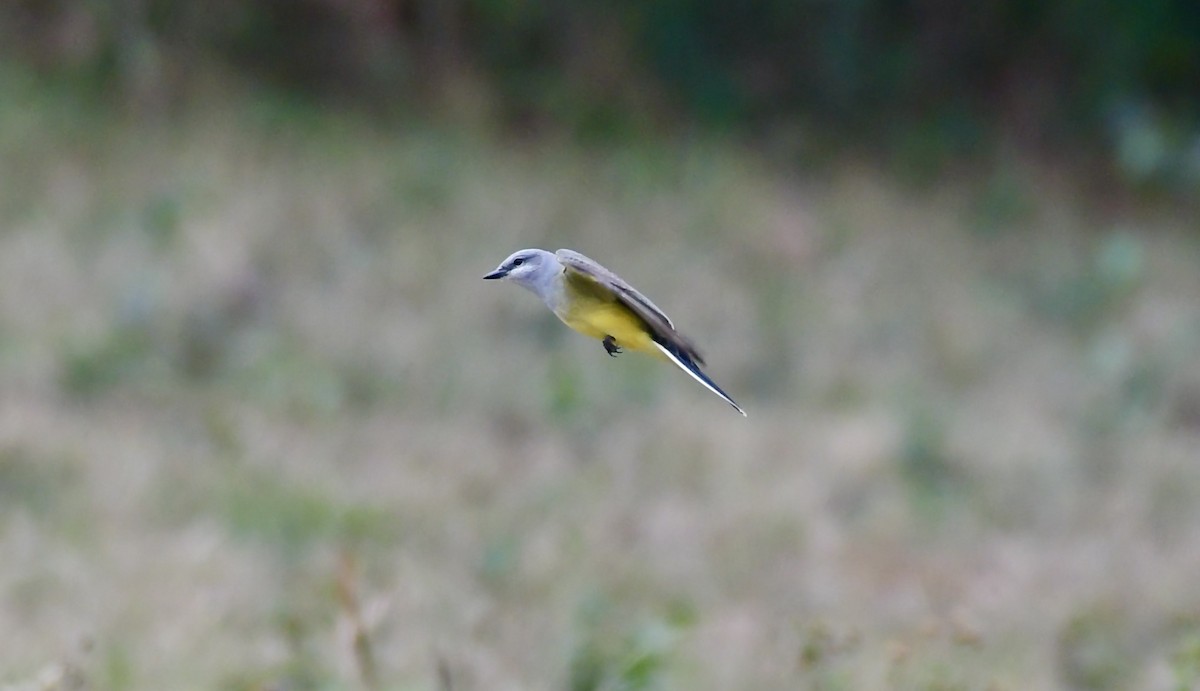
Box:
[603,336,622,357]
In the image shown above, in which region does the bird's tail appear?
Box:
[651,338,746,416]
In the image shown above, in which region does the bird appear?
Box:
[483,248,746,416]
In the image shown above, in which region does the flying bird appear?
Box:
[484,248,745,416]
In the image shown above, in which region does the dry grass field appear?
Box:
[2,80,1200,690]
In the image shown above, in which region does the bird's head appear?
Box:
[483,249,557,290]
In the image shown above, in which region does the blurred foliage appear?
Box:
[568,593,692,691]
[1173,629,1200,691]
[218,466,398,559]
[0,34,1198,684]
[1057,603,1142,691]
[897,405,968,521]
[2,0,1199,188]
[0,446,79,520]
[1027,231,1145,334]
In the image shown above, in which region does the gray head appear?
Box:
[482,249,561,296]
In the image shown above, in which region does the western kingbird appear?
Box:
[484,248,746,416]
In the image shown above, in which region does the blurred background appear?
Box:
[1,1,1199,689]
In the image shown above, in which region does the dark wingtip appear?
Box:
[654,334,705,368]
[651,337,743,415]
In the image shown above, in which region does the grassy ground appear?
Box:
[2,78,1200,690]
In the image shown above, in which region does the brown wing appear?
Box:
[556,249,705,366]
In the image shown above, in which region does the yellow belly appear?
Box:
[556,296,661,356]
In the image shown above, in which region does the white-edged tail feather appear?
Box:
[652,341,747,416]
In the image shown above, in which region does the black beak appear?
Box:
[483,268,507,280]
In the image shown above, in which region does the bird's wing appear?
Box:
[556,249,705,365]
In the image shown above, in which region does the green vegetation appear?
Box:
[1,40,1199,689]
[4,1,1200,195]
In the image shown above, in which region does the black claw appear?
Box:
[603,336,622,357]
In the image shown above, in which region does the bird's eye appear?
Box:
[512,257,525,267]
